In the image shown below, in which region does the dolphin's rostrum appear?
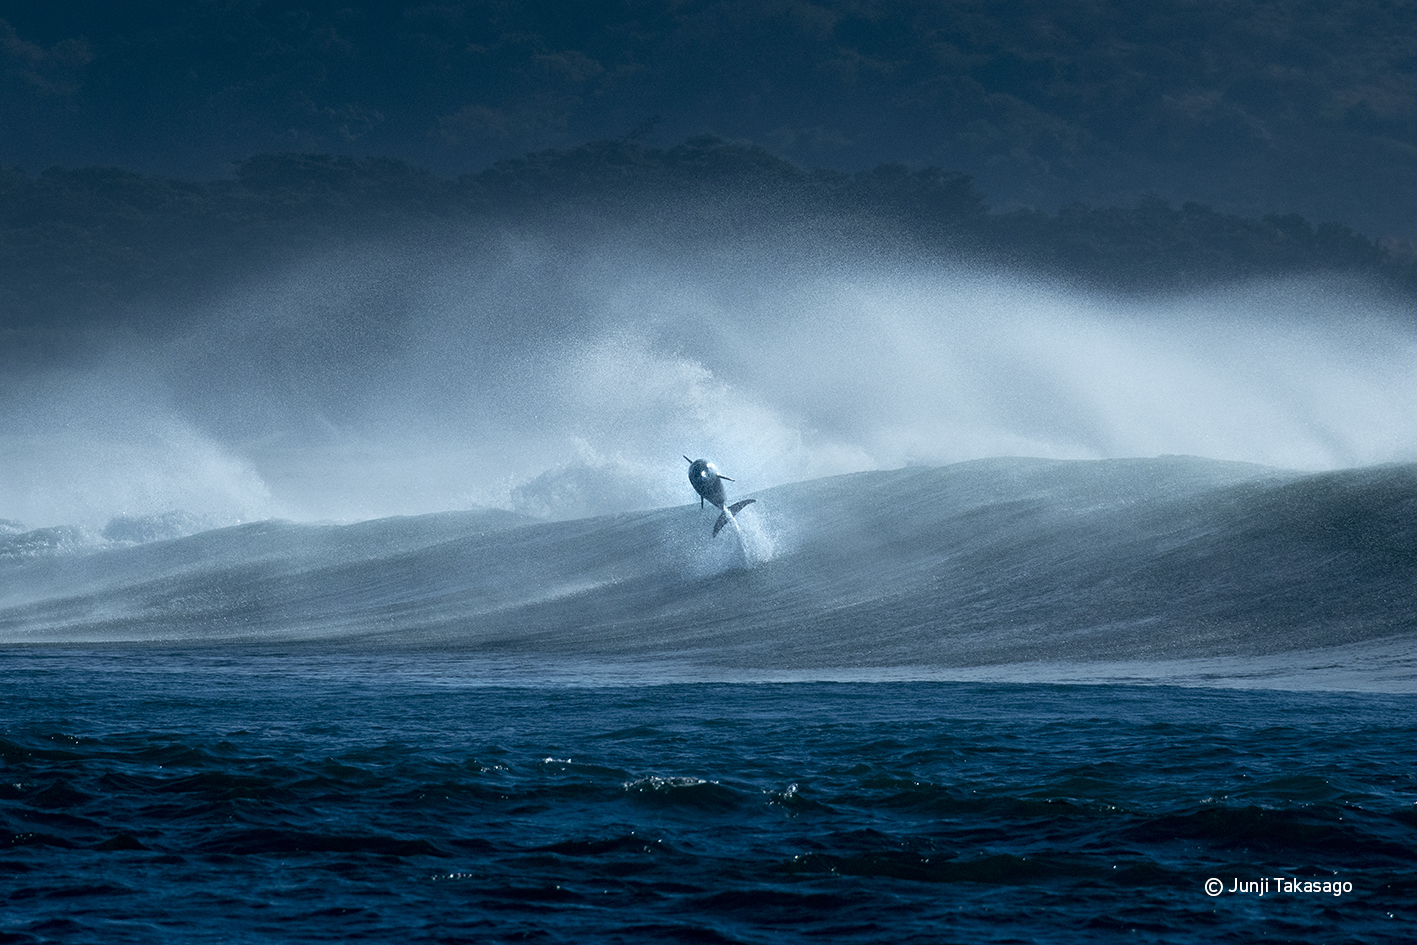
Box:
[684,456,757,537]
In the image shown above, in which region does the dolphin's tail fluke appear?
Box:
[712,499,757,537]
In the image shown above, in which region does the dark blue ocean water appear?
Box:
[2,650,1414,944]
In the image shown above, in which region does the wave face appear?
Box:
[3,455,1413,675]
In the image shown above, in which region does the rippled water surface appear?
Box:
[2,651,1414,943]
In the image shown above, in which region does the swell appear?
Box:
[2,677,1414,945]
[1,456,1414,667]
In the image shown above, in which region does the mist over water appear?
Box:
[3,229,1416,530]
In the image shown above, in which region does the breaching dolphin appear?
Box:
[684,456,756,537]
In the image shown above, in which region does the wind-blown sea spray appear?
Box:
[3,228,1417,528]
[0,361,275,530]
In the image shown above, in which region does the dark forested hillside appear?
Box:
[5,2,1417,240]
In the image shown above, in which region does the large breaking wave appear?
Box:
[3,455,1413,685]
[4,226,1416,686]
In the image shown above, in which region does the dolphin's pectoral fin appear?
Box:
[701,496,704,509]
[711,499,757,537]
